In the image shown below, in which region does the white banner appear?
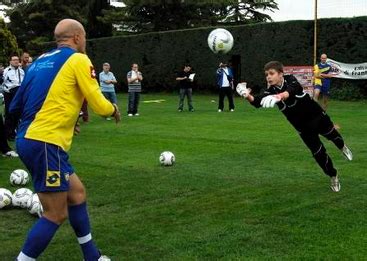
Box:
[326,58,367,80]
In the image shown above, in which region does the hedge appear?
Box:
[44,17,367,98]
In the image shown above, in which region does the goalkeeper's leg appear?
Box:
[318,113,352,160]
[299,132,337,177]
[318,114,344,149]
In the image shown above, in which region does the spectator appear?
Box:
[0,63,4,85]
[0,64,3,104]
[313,53,333,110]
[27,57,33,67]
[21,52,31,73]
[99,63,117,120]
[216,62,235,112]
[0,114,18,157]
[127,63,143,116]
[2,54,24,140]
[176,64,194,112]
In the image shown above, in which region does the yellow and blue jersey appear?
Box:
[313,62,331,87]
[10,47,114,151]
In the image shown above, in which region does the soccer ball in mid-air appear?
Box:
[10,169,30,186]
[27,193,43,217]
[159,151,175,166]
[207,28,234,54]
[0,188,13,209]
[13,188,33,208]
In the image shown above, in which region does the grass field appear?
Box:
[0,94,366,260]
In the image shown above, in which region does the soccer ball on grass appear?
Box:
[10,169,30,186]
[159,151,175,166]
[27,193,43,217]
[0,188,13,209]
[13,188,33,208]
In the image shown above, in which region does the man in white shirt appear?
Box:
[2,55,24,140]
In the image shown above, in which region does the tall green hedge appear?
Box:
[50,17,367,97]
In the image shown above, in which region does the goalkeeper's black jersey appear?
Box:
[250,74,325,131]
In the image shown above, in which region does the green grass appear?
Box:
[0,94,366,260]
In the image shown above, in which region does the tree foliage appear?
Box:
[222,0,278,25]
[5,0,112,51]
[4,0,278,52]
[0,18,19,65]
[103,0,278,34]
[86,0,113,38]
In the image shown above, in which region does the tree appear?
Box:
[6,0,88,51]
[103,0,278,34]
[5,0,112,52]
[221,0,278,25]
[103,0,227,33]
[86,0,113,38]
[0,18,19,65]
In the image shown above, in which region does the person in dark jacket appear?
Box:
[216,62,234,112]
[176,64,194,112]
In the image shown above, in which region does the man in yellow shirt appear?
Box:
[313,53,333,110]
[10,19,120,261]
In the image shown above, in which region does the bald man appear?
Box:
[10,19,118,261]
[313,53,333,110]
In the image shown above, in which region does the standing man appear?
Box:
[27,56,33,68]
[176,64,194,112]
[127,63,143,116]
[313,53,333,110]
[99,62,118,120]
[0,114,18,157]
[0,63,4,85]
[216,62,235,112]
[0,64,3,104]
[2,54,24,140]
[10,19,120,261]
[21,52,31,73]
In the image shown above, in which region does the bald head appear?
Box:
[320,53,327,63]
[55,19,84,42]
[54,19,86,53]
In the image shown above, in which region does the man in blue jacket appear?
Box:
[216,62,234,112]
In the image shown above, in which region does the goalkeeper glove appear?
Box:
[236,82,250,98]
[260,95,282,108]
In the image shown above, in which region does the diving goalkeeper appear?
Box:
[237,61,352,192]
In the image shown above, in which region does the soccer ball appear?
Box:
[13,188,33,208]
[207,28,234,54]
[0,188,13,209]
[27,193,43,217]
[159,151,175,166]
[10,169,30,186]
